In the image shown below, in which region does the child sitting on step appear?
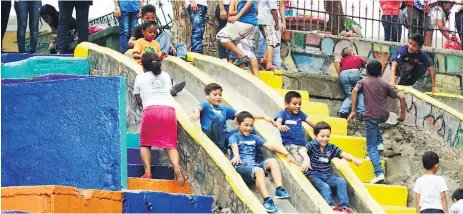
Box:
[230,111,297,213]
[298,121,361,213]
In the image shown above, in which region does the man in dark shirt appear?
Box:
[390,33,437,93]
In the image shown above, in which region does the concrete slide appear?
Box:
[185,52,421,214]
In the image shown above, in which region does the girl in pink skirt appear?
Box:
[133,52,186,186]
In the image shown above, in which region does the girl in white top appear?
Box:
[133,52,186,185]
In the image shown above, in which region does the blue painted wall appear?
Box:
[1,76,127,190]
[1,53,73,63]
[123,192,214,213]
[1,56,88,79]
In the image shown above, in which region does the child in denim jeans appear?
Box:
[335,47,366,119]
[298,122,361,213]
[186,0,208,54]
[347,60,406,184]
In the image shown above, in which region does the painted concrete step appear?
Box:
[128,178,191,194]
[259,70,283,89]
[329,135,366,159]
[382,205,415,214]
[301,102,329,117]
[127,148,160,165]
[128,165,174,179]
[364,183,408,207]
[348,159,385,183]
[306,115,347,136]
[274,89,310,101]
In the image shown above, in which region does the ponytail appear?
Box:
[141,52,162,75]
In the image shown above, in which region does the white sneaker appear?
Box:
[377,144,384,152]
[370,174,385,184]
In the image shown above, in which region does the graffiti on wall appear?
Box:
[283,31,463,93]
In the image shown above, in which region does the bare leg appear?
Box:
[166,148,185,186]
[424,30,433,47]
[266,158,282,187]
[255,168,270,198]
[140,146,152,173]
[266,45,274,68]
[221,41,246,58]
[249,58,259,76]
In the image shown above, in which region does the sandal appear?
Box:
[141,172,152,179]
[265,64,278,71]
[174,167,187,186]
[259,58,268,66]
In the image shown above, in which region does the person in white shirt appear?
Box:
[257,0,280,71]
[186,0,208,53]
[413,151,449,213]
[450,188,463,214]
[133,52,187,186]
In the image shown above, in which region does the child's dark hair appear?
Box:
[452,188,463,201]
[410,33,425,47]
[40,4,59,28]
[204,83,223,95]
[141,4,156,16]
[313,121,331,136]
[141,52,162,75]
[142,21,157,31]
[366,60,382,77]
[422,151,439,170]
[236,111,254,123]
[341,47,352,57]
[284,91,301,103]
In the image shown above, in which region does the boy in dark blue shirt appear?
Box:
[298,122,361,213]
[390,33,437,93]
[274,91,315,163]
[229,111,297,213]
[191,83,274,153]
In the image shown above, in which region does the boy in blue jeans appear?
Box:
[114,0,142,53]
[230,111,297,212]
[298,121,361,213]
[348,60,406,184]
[186,0,208,53]
[274,91,315,163]
[191,83,274,153]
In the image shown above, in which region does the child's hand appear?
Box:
[398,113,405,122]
[230,156,242,165]
[347,112,356,124]
[301,160,312,172]
[228,15,238,23]
[219,9,227,20]
[286,154,298,165]
[352,158,362,166]
[160,52,168,59]
[277,124,290,132]
[190,113,200,123]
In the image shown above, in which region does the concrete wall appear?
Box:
[1,57,89,79]
[1,76,127,190]
[282,31,463,93]
[123,191,213,213]
[1,54,73,63]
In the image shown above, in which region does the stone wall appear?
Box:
[281,31,463,93]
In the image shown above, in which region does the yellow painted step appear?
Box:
[259,71,283,89]
[274,89,310,101]
[301,102,329,117]
[365,184,409,207]
[186,53,195,62]
[382,206,415,214]
[348,159,385,182]
[330,136,366,159]
[306,115,347,136]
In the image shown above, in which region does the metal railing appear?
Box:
[285,0,462,49]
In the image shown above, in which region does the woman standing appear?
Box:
[14,0,42,53]
[133,52,187,185]
[56,0,92,54]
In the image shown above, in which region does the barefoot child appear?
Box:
[348,60,406,184]
[230,111,297,213]
[275,91,315,163]
[133,52,186,185]
[190,83,275,153]
[298,121,361,213]
[413,151,448,213]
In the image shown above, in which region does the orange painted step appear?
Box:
[128,178,191,194]
[1,186,123,213]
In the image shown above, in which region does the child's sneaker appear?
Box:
[233,56,250,67]
[263,198,278,213]
[170,81,186,96]
[370,174,385,184]
[275,186,291,199]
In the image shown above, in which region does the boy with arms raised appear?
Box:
[230,111,296,212]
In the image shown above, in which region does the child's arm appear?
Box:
[441,192,449,214]
[278,0,286,32]
[427,66,438,93]
[272,9,279,30]
[263,142,298,164]
[132,40,142,59]
[396,91,406,122]
[190,106,203,122]
[298,147,312,171]
[275,118,290,131]
[334,59,341,77]
[230,144,242,165]
[236,112,275,126]
[135,95,143,108]
[416,193,420,214]
[340,152,362,166]
[347,87,360,123]
[304,117,315,128]
[229,0,253,23]
[390,61,398,85]
[228,0,237,16]
[128,36,137,48]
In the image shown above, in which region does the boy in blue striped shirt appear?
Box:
[298,122,361,213]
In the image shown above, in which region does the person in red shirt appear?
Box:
[379,0,403,42]
[334,47,366,119]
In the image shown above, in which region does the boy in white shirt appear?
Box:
[413,151,448,213]
[450,188,463,214]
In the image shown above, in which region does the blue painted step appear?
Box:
[128,165,174,179]
[127,148,160,165]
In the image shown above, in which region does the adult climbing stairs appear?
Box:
[186,52,416,214]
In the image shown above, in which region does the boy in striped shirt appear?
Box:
[298,122,361,213]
